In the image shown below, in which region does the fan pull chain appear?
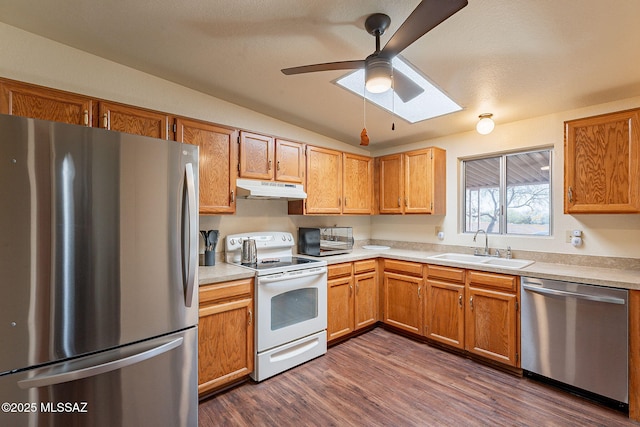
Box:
[360,80,369,146]
[391,67,395,131]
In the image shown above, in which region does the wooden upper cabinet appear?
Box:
[343,152,373,214]
[0,78,92,126]
[239,131,274,180]
[564,108,640,213]
[377,147,446,215]
[176,118,238,214]
[98,101,170,139]
[275,139,304,183]
[378,153,404,214]
[304,146,343,214]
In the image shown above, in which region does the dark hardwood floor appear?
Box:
[199,328,636,426]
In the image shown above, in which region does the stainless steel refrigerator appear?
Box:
[0,114,199,426]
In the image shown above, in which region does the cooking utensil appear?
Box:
[200,230,219,266]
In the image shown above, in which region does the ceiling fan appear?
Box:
[281,0,468,103]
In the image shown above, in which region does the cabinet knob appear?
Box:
[277,160,280,171]
[248,310,252,325]
[469,296,474,310]
[103,113,108,129]
[568,186,573,203]
[268,159,272,170]
[230,190,235,203]
[83,110,89,126]
[458,294,463,308]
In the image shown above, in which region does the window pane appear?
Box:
[505,151,550,235]
[464,157,501,234]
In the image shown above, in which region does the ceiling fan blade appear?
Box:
[281,60,364,75]
[380,0,468,59]
[393,69,424,103]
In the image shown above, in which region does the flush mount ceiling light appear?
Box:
[476,113,495,135]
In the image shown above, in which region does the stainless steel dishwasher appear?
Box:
[521,277,628,405]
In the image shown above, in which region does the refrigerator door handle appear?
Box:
[183,162,197,307]
[17,337,183,389]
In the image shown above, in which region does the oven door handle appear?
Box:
[258,267,327,284]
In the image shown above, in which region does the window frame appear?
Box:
[461,148,553,236]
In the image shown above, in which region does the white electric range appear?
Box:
[225,232,327,381]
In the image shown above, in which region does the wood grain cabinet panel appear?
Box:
[383,270,423,335]
[239,131,274,180]
[176,118,238,214]
[426,265,465,349]
[198,279,254,397]
[275,139,305,183]
[0,78,92,126]
[564,108,640,213]
[354,270,377,330]
[304,146,343,214]
[342,152,373,214]
[328,273,354,341]
[377,147,446,215]
[98,101,169,139]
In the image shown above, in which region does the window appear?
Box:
[463,149,551,236]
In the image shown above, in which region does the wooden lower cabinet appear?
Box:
[465,270,519,367]
[425,265,520,368]
[382,260,423,335]
[198,278,254,396]
[425,265,465,349]
[327,260,378,342]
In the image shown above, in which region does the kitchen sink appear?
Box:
[427,253,534,270]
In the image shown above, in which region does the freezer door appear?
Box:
[0,115,199,374]
[0,328,197,427]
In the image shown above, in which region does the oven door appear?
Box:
[255,266,327,352]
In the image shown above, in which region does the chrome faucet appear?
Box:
[473,229,489,256]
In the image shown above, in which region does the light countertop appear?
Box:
[199,248,640,290]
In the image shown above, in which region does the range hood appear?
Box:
[236,178,307,200]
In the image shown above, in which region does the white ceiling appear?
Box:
[1,0,640,149]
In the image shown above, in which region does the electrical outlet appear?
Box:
[435,226,442,236]
[565,230,572,243]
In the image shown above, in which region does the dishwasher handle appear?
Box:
[522,284,626,305]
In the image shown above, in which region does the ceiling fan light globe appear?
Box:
[366,76,392,93]
[476,115,495,135]
[365,56,392,94]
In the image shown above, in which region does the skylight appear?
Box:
[335,56,462,124]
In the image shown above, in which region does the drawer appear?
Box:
[354,259,376,274]
[426,264,465,283]
[466,270,517,292]
[328,262,353,279]
[383,259,423,277]
[199,278,253,305]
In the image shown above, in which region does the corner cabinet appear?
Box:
[198,278,254,397]
[176,118,238,214]
[564,108,640,213]
[377,147,446,215]
[327,260,378,343]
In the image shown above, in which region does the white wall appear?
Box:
[2,22,639,259]
[370,99,640,259]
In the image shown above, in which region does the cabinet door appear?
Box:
[383,272,422,335]
[465,286,518,367]
[176,118,237,214]
[354,271,377,330]
[98,102,169,139]
[426,279,464,349]
[343,153,373,214]
[378,154,404,214]
[0,79,92,126]
[305,146,343,214]
[275,139,304,183]
[404,148,433,214]
[327,275,354,342]
[239,131,274,180]
[198,296,253,395]
[565,109,640,213]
